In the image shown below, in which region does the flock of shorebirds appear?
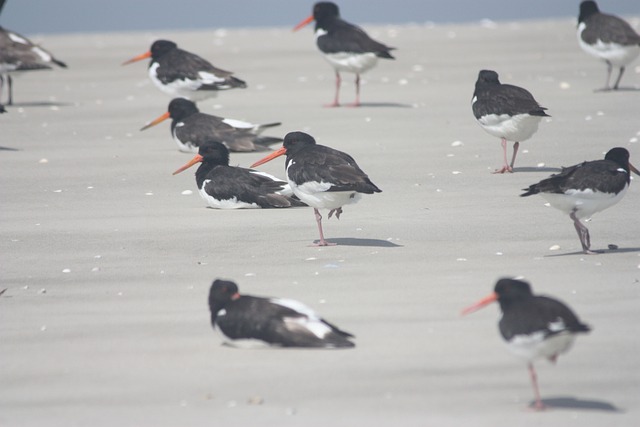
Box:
[2,0,640,411]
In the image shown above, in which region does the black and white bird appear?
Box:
[140,98,282,153]
[208,279,355,348]
[577,1,640,91]
[293,2,395,107]
[251,131,381,246]
[0,24,67,105]
[172,140,304,209]
[122,39,246,101]
[462,278,591,410]
[472,70,550,174]
[521,147,639,254]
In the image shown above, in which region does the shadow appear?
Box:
[313,237,403,247]
[545,246,640,257]
[0,146,19,151]
[512,166,562,173]
[8,101,74,108]
[355,102,414,108]
[533,396,622,412]
[595,87,640,93]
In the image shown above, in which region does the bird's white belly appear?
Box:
[478,113,542,142]
[172,126,198,153]
[541,185,628,219]
[148,63,217,101]
[198,183,260,209]
[291,180,361,210]
[507,331,576,362]
[323,52,378,74]
[578,24,640,66]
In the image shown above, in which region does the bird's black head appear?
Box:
[209,279,240,306]
[494,278,534,305]
[578,1,600,23]
[150,40,178,59]
[198,140,231,166]
[313,2,340,23]
[604,147,640,177]
[477,69,500,85]
[168,98,199,120]
[283,131,317,155]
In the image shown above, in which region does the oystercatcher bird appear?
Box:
[472,70,550,174]
[462,278,591,410]
[140,98,282,153]
[293,2,395,107]
[172,140,304,209]
[577,1,640,91]
[251,131,381,246]
[122,40,246,101]
[0,25,67,105]
[521,147,639,254]
[209,279,355,348]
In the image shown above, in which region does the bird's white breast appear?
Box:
[477,113,542,142]
[577,22,640,66]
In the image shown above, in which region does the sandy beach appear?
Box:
[2,17,640,426]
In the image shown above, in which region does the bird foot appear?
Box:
[324,102,340,108]
[310,240,337,247]
[492,166,513,174]
[527,401,548,412]
[328,208,343,220]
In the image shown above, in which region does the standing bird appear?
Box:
[140,98,282,153]
[172,140,304,209]
[521,147,639,254]
[0,25,67,105]
[462,278,591,410]
[472,70,550,174]
[122,39,246,101]
[293,2,395,107]
[577,1,640,91]
[251,131,381,246]
[209,279,355,348]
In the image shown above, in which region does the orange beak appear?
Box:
[231,293,241,300]
[122,50,151,65]
[293,15,314,31]
[250,146,287,168]
[173,154,203,175]
[140,111,170,131]
[461,292,498,316]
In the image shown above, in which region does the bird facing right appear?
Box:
[208,279,355,348]
[472,70,550,174]
[577,1,640,91]
[521,147,639,254]
[462,278,591,410]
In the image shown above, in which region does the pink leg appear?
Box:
[311,208,336,246]
[570,211,597,254]
[510,141,520,169]
[528,363,546,411]
[325,72,341,107]
[347,74,361,107]
[492,138,513,174]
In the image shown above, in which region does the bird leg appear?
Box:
[492,138,513,174]
[510,141,520,170]
[570,211,597,254]
[311,208,336,246]
[613,66,625,90]
[596,61,613,92]
[328,207,343,219]
[528,363,546,411]
[325,71,341,108]
[347,74,361,107]
[6,75,13,106]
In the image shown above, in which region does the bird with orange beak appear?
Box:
[462,278,590,410]
[251,131,381,246]
[122,39,246,101]
[293,2,395,107]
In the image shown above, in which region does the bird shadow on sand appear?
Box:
[512,166,562,174]
[0,146,20,151]
[533,396,622,412]
[353,102,414,108]
[545,246,640,257]
[313,237,403,247]
[8,101,74,108]
[595,87,640,93]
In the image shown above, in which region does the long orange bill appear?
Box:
[629,162,640,176]
[140,111,170,131]
[293,15,314,31]
[250,146,287,168]
[122,50,151,65]
[173,154,203,175]
[461,292,498,316]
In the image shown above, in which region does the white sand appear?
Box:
[1,18,640,426]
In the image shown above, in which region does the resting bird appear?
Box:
[123,39,246,101]
[577,1,640,91]
[472,69,550,173]
[208,279,355,348]
[293,2,395,107]
[462,278,591,410]
[521,147,639,254]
